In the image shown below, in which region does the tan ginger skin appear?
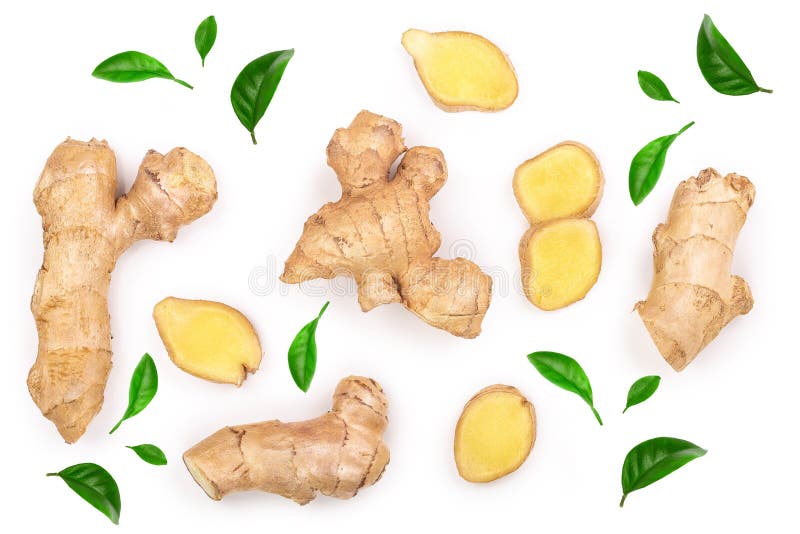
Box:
[29,138,216,443]
[183,376,390,505]
[281,110,492,338]
[636,168,754,371]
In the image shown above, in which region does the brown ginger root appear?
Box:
[183,375,389,505]
[29,139,217,443]
[454,385,536,483]
[281,110,492,338]
[514,142,604,310]
[636,168,755,371]
[153,297,262,385]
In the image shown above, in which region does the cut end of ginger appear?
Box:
[402,29,518,112]
[153,297,262,385]
[521,219,602,310]
[454,385,536,483]
[514,142,604,224]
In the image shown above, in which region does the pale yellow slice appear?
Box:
[454,385,536,482]
[153,297,262,385]
[402,29,518,112]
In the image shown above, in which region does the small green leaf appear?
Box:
[629,121,694,206]
[623,375,661,413]
[92,51,193,89]
[195,15,217,67]
[110,353,158,434]
[697,14,771,96]
[527,351,603,425]
[231,49,294,144]
[637,70,679,103]
[288,301,329,392]
[47,463,121,524]
[620,437,707,507]
[126,444,167,466]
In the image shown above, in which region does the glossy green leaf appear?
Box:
[195,16,217,67]
[620,437,707,507]
[697,14,771,96]
[527,351,603,425]
[629,121,694,206]
[623,375,661,413]
[230,49,294,144]
[92,51,193,89]
[288,301,329,392]
[47,463,121,524]
[126,444,167,466]
[110,353,158,434]
[637,70,679,103]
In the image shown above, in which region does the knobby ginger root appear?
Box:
[514,142,604,310]
[29,139,216,443]
[454,385,536,483]
[281,110,492,338]
[402,29,518,112]
[153,297,262,385]
[183,376,389,504]
[636,168,755,371]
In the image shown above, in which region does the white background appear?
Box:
[2,0,798,532]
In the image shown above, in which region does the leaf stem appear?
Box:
[109,419,123,434]
[46,473,59,477]
[758,87,773,94]
[592,406,603,426]
[620,493,627,507]
[173,78,194,90]
[250,131,258,145]
[677,121,695,135]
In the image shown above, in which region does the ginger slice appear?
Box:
[153,297,262,385]
[402,29,518,112]
[454,385,536,483]
[521,219,602,311]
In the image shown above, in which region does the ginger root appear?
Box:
[281,110,492,338]
[153,297,262,385]
[454,385,536,483]
[514,142,604,310]
[183,375,389,505]
[636,168,755,371]
[402,29,518,112]
[29,139,216,443]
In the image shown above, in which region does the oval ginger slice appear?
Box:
[454,385,536,482]
[153,297,262,385]
[402,29,518,112]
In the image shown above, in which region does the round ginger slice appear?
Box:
[153,297,262,385]
[521,219,602,311]
[454,385,536,483]
[401,29,518,112]
[513,142,604,224]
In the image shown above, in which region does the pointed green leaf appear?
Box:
[629,121,694,206]
[47,463,121,524]
[126,444,168,466]
[637,70,679,103]
[195,16,217,67]
[110,353,158,434]
[623,375,661,413]
[288,301,329,392]
[620,437,707,507]
[92,51,192,89]
[697,14,771,95]
[527,351,603,425]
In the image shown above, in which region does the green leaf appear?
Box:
[110,353,158,434]
[623,375,661,413]
[697,15,771,96]
[620,437,707,507]
[92,51,193,89]
[126,444,167,466]
[195,15,217,67]
[47,463,121,524]
[526,351,603,425]
[628,121,694,206]
[230,49,294,144]
[637,70,679,103]
[288,301,329,392]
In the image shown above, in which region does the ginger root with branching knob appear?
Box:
[281,110,492,338]
[183,376,390,504]
[636,168,755,371]
[29,138,216,443]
